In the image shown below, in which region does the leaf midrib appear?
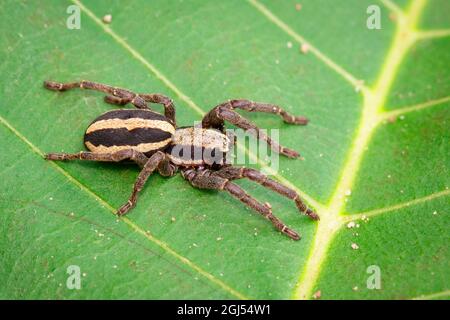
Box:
[293,0,450,299]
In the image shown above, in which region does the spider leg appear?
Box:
[202,101,300,158]
[213,166,319,220]
[45,150,165,215]
[103,95,129,106]
[45,149,149,168]
[44,80,149,110]
[157,154,178,177]
[139,93,176,126]
[104,92,176,125]
[224,99,308,125]
[181,168,301,240]
[116,151,166,215]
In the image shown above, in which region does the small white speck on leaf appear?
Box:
[216,237,223,241]
[353,286,359,291]
[432,211,438,215]
[102,14,112,24]
[312,290,321,299]
[300,43,309,54]
[351,243,359,250]
[171,217,176,222]
[347,221,356,229]
[345,189,352,196]
[287,41,293,48]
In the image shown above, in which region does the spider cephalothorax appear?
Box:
[44,80,318,240]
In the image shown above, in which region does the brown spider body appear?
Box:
[84,109,230,167]
[43,80,318,240]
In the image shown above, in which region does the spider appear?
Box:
[43,80,319,240]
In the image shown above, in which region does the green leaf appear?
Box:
[0,0,448,299]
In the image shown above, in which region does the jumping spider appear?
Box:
[44,80,319,240]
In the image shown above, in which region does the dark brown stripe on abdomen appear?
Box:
[84,127,172,147]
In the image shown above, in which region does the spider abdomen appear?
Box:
[84,109,175,156]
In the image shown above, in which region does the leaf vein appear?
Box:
[380,95,450,120]
[343,189,450,222]
[412,289,450,300]
[247,0,368,91]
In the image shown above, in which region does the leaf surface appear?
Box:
[0,0,448,299]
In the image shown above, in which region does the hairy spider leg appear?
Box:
[45,149,149,167]
[44,80,176,124]
[214,166,319,220]
[202,100,306,158]
[182,168,301,240]
[45,150,166,216]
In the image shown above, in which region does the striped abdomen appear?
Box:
[84,109,175,156]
